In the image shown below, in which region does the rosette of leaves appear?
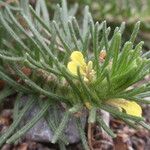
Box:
[90,0,150,51]
[45,0,150,51]
[92,0,150,51]
[0,0,150,149]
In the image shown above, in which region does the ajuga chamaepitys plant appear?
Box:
[0,0,150,149]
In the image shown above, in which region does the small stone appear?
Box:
[21,98,87,144]
[1,109,12,119]
[16,143,28,150]
[1,144,12,150]
[114,133,132,150]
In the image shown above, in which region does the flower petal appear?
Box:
[106,99,142,117]
[67,61,84,75]
[85,102,92,109]
[70,51,86,66]
[87,61,93,71]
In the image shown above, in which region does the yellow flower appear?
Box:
[85,102,92,109]
[106,98,142,117]
[67,51,95,82]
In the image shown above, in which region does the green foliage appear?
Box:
[0,0,150,149]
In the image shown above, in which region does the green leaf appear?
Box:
[6,99,51,144]
[97,116,116,138]
[0,96,36,146]
[52,111,70,143]
[129,21,140,44]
